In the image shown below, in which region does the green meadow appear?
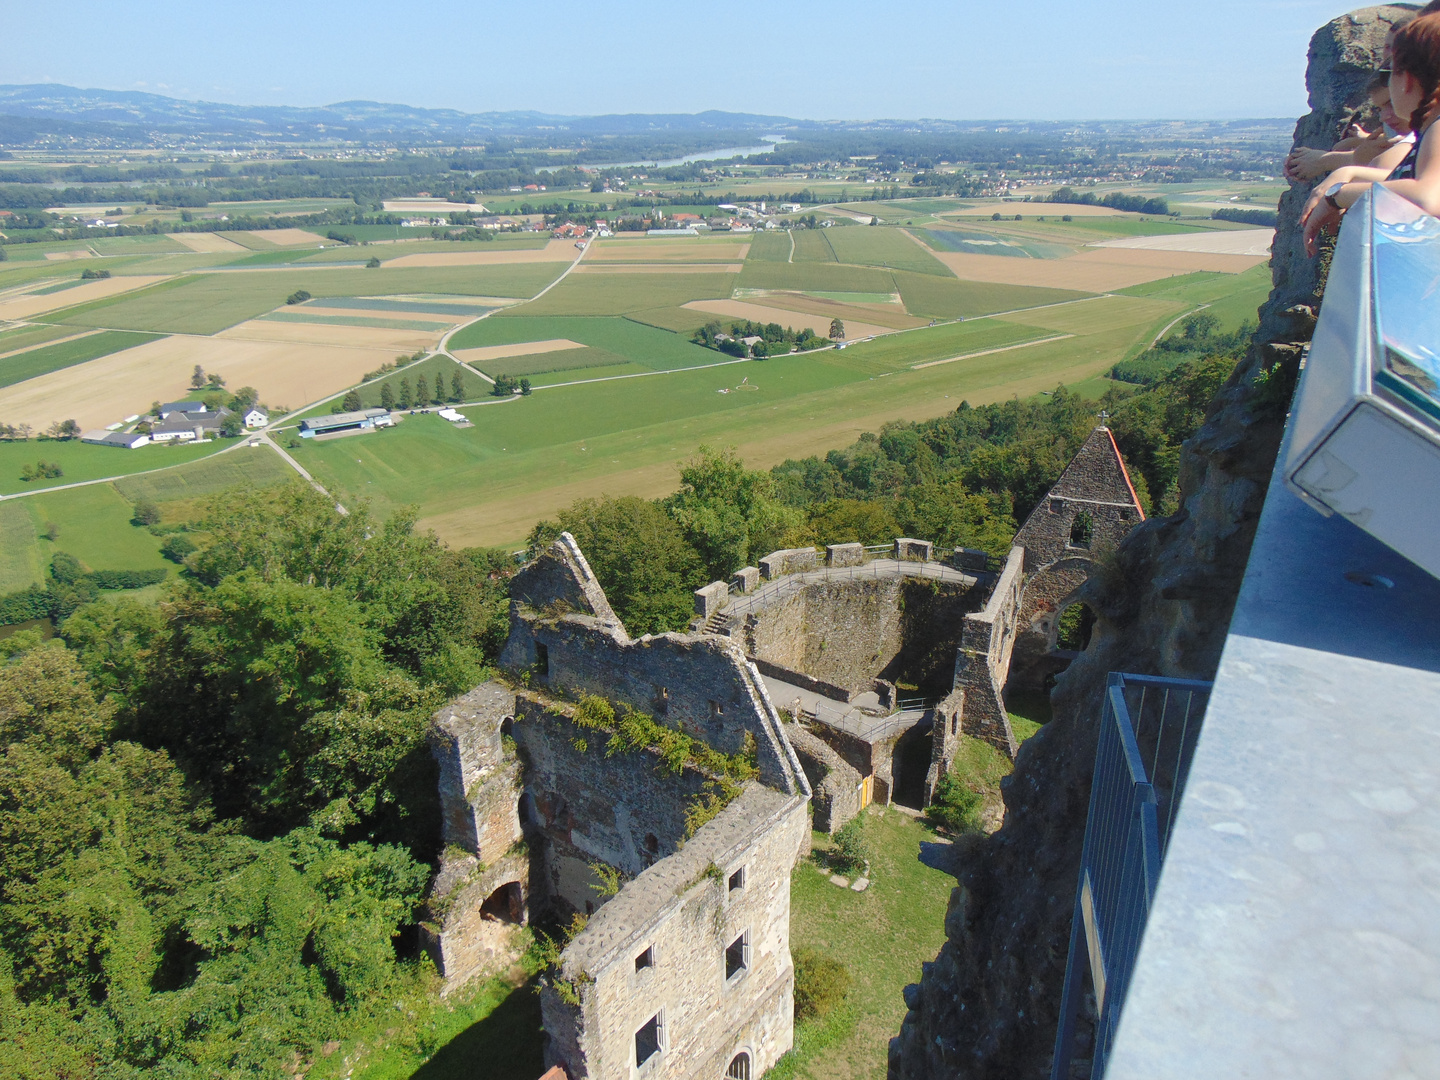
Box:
[514,272,738,316]
[288,291,1183,544]
[0,438,229,497]
[43,264,567,335]
[450,315,720,375]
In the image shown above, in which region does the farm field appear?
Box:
[683,299,897,342]
[168,232,249,253]
[0,330,165,389]
[0,323,80,356]
[289,290,1188,546]
[588,238,752,262]
[0,437,228,497]
[514,271,738,316]
[44,264,565,335]
[821,227,952,276]
[1,333,414,430]
[0,274,168,321]
[450,315,721,376]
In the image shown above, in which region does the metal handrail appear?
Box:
[1050,672,1211,1080]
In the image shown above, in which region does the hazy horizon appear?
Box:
[6,0,1358,122]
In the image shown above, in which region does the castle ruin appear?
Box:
[423,427,1142,1079]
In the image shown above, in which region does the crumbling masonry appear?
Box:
[424,428,1143,1079]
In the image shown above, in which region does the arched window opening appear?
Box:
[727,1052,752,1079]
[479,881,523,924]
[1068,511,1094,549]
[500,715,514,737]
[1055,603,1096,652]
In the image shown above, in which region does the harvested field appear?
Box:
[1090,228,1274,256]
[741,291,926,330]
[382,199,495,213]
[588,240,751,262]
[240,229,329,247]
[219,319,443,351]
[743,292,921,329]
[682,299,896,341]
[168,232,247,253]
[453,340,587,365]
[257,311,453,332]
[921,248,1260,292]
[383,239,577,267]
[0,335,404,430]
[0,275,168,321]
[44,249,95,261]
[571,263,746,274]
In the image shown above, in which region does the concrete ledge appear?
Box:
[732,566,760,593]
[893,538,933,562]
[694,580,730,617]
[759,547,818,580]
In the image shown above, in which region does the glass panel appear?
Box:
[1371,184,1440,419]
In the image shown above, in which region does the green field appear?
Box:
[514,272,737,316]
[44,265,566,335]
[791,230,838,263]
[258,311,454,332]
[822,227,952,276]
[114,444,295,507]
[1115,263,1271,335]
[0,483,175,591]
[451,316,720,375]
[890,270,1090,320]
[0,438,229,496]
[747,232,794,262]
[0,330,165,389]
[87,234,191,256]
[915,227,1072,260]
[288,290,1182,545]
[738,262,895,294]
[0,324,76,354]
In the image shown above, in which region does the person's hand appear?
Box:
[1286,146,1334,181]
[1345,123,1372,140]
[1301,194,1341,257]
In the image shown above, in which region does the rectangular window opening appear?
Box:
[636,1013,662,1067]
[728,867,745,893]
[534,641,549,676]
[725,931,749,981]
[635,945,654,972]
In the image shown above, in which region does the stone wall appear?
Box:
[785,722,863,833]
[759,547,817,579]
[739,577,979,698]
[498,536,805,797]
[952,547,1024,757]
[512,693,713,915]
[430,683,523,864]
[923,690,966,805]
[890,10,1409,1079]
[422,845,532,984]
[542,785,808,1080]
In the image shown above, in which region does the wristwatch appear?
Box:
[1324,182,1345,210]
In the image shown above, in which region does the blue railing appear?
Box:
[1049,672,1212,1080]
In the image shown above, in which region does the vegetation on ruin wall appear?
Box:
[0,482,525,1079]
[567,693,759,836]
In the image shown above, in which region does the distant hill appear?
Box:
[0,84,1295,150]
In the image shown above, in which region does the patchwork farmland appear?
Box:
[0,195,1272,564]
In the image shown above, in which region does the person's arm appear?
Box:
[1286,146,1355,181]
[1379,127,1440,216]
[1352,132,1401,166]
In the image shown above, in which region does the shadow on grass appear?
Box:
[412,977,546,1080]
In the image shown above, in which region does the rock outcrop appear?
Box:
[889,8,1415,1079]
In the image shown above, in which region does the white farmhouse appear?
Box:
[243,408,269,429]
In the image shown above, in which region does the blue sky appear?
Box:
[8,1,1357,120]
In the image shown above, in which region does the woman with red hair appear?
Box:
[1303,12,1440,255]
